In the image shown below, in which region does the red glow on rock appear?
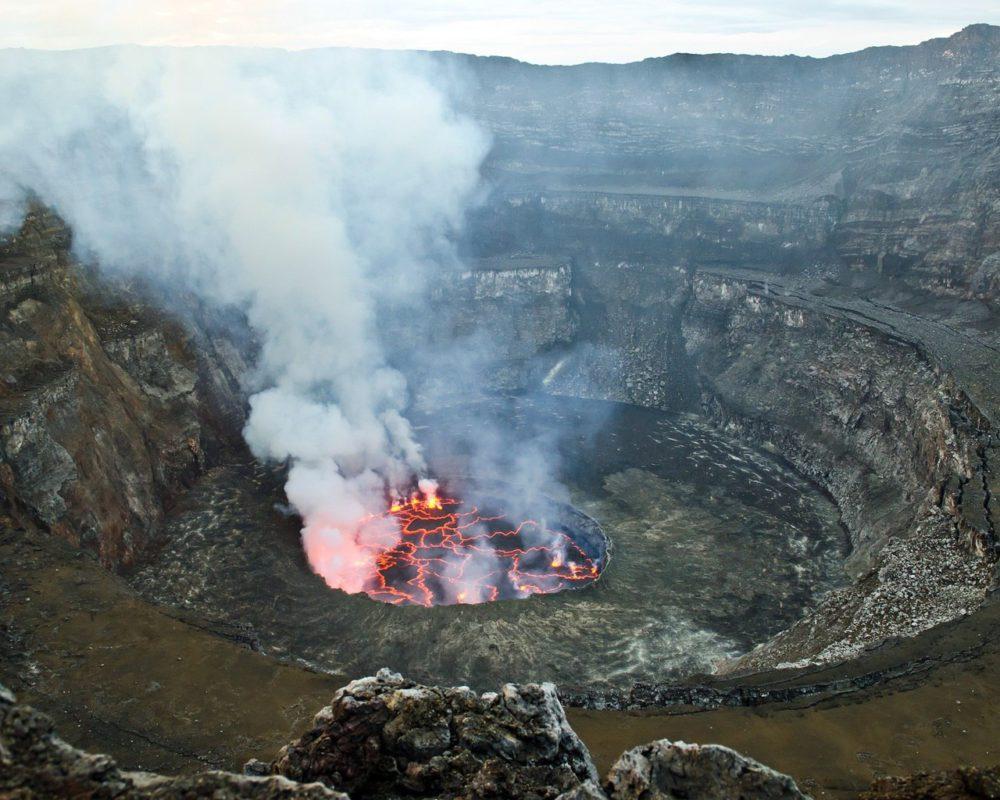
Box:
[352,486,601,607]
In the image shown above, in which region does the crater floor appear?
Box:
[130,396,847,689]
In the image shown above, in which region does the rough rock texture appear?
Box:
[0,683,347,799]
[420,255,577,396]
[860,765,1000,799]
[605,739,809,800]
[555,781,610,800]
[268,668,599,799]
[456,25,1000,300]
[0,206,251,568]
[680,271,997,671]
[456,255,997,670]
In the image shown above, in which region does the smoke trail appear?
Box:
[0,47,488,592]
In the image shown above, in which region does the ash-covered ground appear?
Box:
[130,396,846,689]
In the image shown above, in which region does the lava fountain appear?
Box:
[308,481,608,607]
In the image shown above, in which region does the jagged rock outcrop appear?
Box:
[0,206,251,568]
[0,683,348,799]
[605,740,809,800]
[267,668,599,799]
[3,674,825,800]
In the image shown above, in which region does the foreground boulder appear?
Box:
[0,683,347,799]
[267,668,599,799]
[605,739,810,800]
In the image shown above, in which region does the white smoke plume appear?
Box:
[0,47,488,592]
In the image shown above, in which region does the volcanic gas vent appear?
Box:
[355,481,608,607]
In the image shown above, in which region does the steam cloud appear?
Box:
[0,47,488,594]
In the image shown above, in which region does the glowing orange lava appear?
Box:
[356,486,602,607]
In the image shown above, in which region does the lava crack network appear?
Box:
[358,488,601,606]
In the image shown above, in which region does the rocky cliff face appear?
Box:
[680,271,997,670]
[453,253,997,670]
[0,206,250,569]
[452,24,1000,300]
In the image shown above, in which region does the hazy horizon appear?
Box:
[1,2,998,65]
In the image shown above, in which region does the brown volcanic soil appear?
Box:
[2,522,999,798]
[0,525,344,774]
[570,634,1000,799]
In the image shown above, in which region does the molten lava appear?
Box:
[356,485,602,606]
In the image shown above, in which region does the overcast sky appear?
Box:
[2,1,998,63]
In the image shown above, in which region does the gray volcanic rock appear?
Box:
[556,781,610,800]
[605,739,809,800]
[455,25,1000,300]
[268,668,600,799]
[3,675,819,800]
[0,683,347,799]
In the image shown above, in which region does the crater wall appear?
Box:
[0,207,251,568]
[453,253,997,670]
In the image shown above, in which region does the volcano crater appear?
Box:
[130,396,849,692]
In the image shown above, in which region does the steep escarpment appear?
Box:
[454,24,1000,299]
[0,206,250,569]
[681,271,997,669]
[456,254,997,670]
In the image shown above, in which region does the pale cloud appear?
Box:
[1,0,997,63]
